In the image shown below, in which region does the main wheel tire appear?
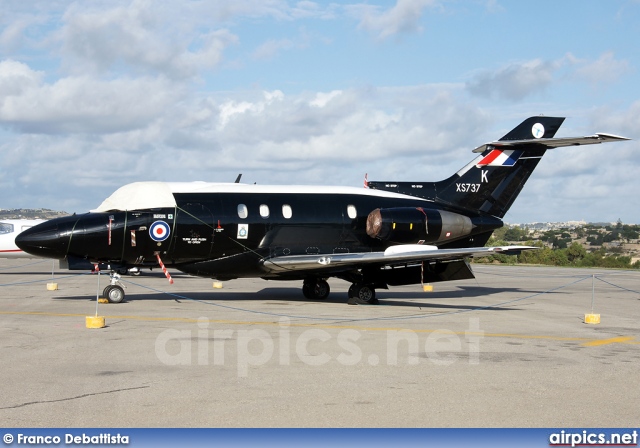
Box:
[353,284,377,305]
[302,279,330,300]
[314,279,330,300]
[105,284,125,303]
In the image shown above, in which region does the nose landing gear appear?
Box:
[103,272,126,303]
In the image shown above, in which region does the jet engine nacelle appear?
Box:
[366,207,473,244]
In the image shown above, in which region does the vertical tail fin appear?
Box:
[432,116,565,217]
[367,116,628,219]
[367,116,566,218]
[497,116,565,141]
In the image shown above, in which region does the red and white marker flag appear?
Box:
[156,253,174,284]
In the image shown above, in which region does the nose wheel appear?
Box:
[102,272,126,303]
[103,284,125,303]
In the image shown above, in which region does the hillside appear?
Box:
[479,220,640,269]
[0,208,70,220]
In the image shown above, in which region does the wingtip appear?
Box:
[594,133,631,141]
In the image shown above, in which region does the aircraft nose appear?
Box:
[15,217,75,259]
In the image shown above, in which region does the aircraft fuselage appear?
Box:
[0,219,47,258]
[19,186,502,281]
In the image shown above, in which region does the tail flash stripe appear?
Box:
[503,150,523,166]
[477,149,522,167]
[478,149,502,166]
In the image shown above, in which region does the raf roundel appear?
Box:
[150,221,171,242]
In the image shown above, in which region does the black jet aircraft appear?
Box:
[16,116,629,304]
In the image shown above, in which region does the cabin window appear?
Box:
[259,204,270,218]
[347,205,357,219]
[282,204,292,219]
[237,204,248,219]
[0,223,14,234]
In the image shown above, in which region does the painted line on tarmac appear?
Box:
[1,310,639,346]
[581,336,636,347]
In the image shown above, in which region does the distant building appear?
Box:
[507,221,589,231]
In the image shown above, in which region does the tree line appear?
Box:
[476,221,640,269]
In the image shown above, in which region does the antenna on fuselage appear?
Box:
[235,174,242,183]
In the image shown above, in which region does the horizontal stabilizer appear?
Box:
[473,133,630,153]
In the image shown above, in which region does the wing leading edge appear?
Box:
[260,245,537,274]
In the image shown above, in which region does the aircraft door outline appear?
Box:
[170,203,214,261]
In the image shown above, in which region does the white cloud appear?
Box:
[207,0,340,21]
[218,90,285,128]
[570,51,631,85]
[310,90,343,108]
[0,60,44,96]
[466,53,633,103]
[466,58,560,101]
[0,82,489,211]
[57,0,237,78]
[252,39,296,60]
[0,60,182,134]
[350,0,438,40]
[587,100,640,141]
[0,18,31,52]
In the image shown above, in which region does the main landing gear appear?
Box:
[301,278,378,305]
[302,278,330,300]
[102,271,126,303]
[347,283,378,305]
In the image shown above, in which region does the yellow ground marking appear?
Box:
[1,310,639,346]
[581,336,636,347]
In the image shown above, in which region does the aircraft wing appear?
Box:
[260,245,536,274]
[472,133,630,153]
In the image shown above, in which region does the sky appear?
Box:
[0,0,639,224]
